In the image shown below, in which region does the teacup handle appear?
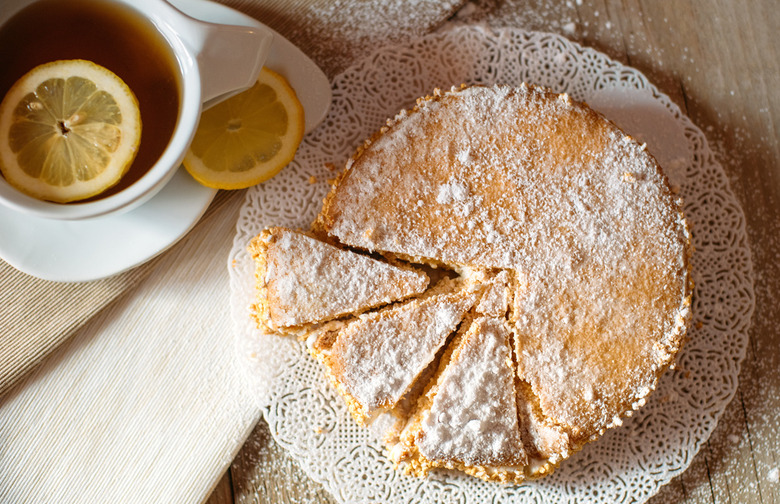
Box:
[167,13,273,108]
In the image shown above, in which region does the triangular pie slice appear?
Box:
[391,316,528,483]
[514,380,571,478]
[310,277,476,425]
[248,227,429,333]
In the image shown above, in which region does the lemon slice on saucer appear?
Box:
[0,59,142,203]
[183,67,305,190]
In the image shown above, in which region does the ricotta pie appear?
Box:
[250,83,693,483]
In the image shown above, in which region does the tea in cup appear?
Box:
[0,0,272,220]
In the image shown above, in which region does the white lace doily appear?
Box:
[228,26,754,504]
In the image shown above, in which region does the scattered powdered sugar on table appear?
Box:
[258,0,463,76]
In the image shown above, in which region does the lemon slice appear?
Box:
[183,67,305,190]
[0,59,142,203]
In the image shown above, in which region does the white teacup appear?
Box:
[0,0,272,220]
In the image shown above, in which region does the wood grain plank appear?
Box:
[218,0,465,79]
[627,2,779,503]
[205,471,233,504]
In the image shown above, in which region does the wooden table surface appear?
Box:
[207,1,779,502]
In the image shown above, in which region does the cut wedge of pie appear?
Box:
[249,83,693,483]
[248,227,429,333]
[391,316,528,483]
[309,277,476,425]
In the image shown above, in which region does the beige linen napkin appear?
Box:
[0,262,150,398]
[0,191,234,398]
[0,193,258,504]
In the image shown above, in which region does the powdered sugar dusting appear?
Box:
[417,317,526,466]
[330,286,476,416]
[325,85,686,273]
[322,84,692,440]
[436,179,469,205]
[259,228,429,328]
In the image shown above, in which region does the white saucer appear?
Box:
[0,0,331,282]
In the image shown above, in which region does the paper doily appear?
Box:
[229,26,754,504]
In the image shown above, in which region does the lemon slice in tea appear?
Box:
[183,67,305,190]
[0,59,142,203]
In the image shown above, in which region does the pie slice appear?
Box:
[310,277,477,425]
[248,227,429,333]
[391,316,528,483]
[515,380,570,478]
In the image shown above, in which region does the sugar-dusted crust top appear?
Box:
[414,317,527,471]
[316,84,693,448]
[320,277,476,424]
[248,227,429,331]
